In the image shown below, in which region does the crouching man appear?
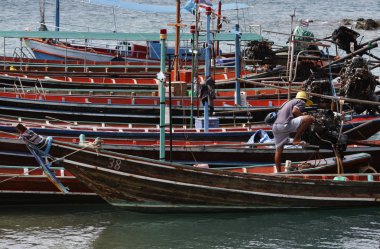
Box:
[272,91,315,172]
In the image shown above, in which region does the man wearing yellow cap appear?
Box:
[272,91,315,172]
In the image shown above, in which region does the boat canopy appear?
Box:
[84,0,249,13]
[0,30,263,42]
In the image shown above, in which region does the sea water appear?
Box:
[0,204,380,249]
[0,0,380,248]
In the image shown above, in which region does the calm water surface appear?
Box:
[0,204,380,249]
[0,1,380,248]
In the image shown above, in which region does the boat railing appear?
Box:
[249,24,262,36]
[35,21,91,33]
[12,46,35,60]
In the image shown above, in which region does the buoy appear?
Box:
[285,160,292,172]
[367,175,374,182]
[79,134,86,146]
[333,176,349,181]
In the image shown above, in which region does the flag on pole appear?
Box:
[184,0,214,14]
[184,0,196,14]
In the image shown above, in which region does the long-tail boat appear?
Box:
[2,132,373,173]
[24,37,152,62]
[1,127,379,168]
[0,163,101,204]
[0,124,375,205]
[0,90,288,108]
[0,112,378,142]
[0,93,279,125]
[0,66,278,89]
[17,125,380,211]
[0,140,371,205]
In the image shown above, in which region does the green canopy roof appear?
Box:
[0,30,263,42]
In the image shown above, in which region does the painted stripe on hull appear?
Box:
[0,190,96,195]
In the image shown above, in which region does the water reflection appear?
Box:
[0,205,380,249]
[92,208,380,249]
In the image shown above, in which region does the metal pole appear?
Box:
[3,37,5,70]
[287,9,295,100]
[190,25,196,128]
[288,36,294,100]
[168,57,173,162]
[159,29,167,161]
[195,0,200,118]
[112,7,118,33]
[204,6,212,132]
[286,9,295,78]
[65,38,67,73]
[55,0,60,31]
[234,24,241,106]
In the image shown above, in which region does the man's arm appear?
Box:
[292,106,303,117]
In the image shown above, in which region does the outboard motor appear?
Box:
[243,40,275,63]
[304,71,333,105]
[303,109,348,154]
[339,56,379,114]
[331,26,360,53]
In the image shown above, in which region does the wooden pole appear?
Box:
[238,78,380,106]
[173,0,180,81]
[321,42,379,70]
[215,0,222,58]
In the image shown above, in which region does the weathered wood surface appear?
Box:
[46,141,380,212]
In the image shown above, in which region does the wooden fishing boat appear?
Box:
[0,93,278,125]
[2,130,379,168]
[0,66,275,89]
[24,38,152,62]
[0,55,157,66]
[0,113,378,142]
[0,142,372,174]
[0,73,160,90]
[0,113,269,141]
[0,90,288,108]
[18,130,380,211]
[74,140,380,168]
[0,163,101,204]
[0,136,371,205]
[1,85,292,99]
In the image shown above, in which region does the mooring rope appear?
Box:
[47,139,102,165]
[0,167,40,185]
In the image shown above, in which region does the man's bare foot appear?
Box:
[292,140,307,146]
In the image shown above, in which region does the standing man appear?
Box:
[272,91,315,172]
